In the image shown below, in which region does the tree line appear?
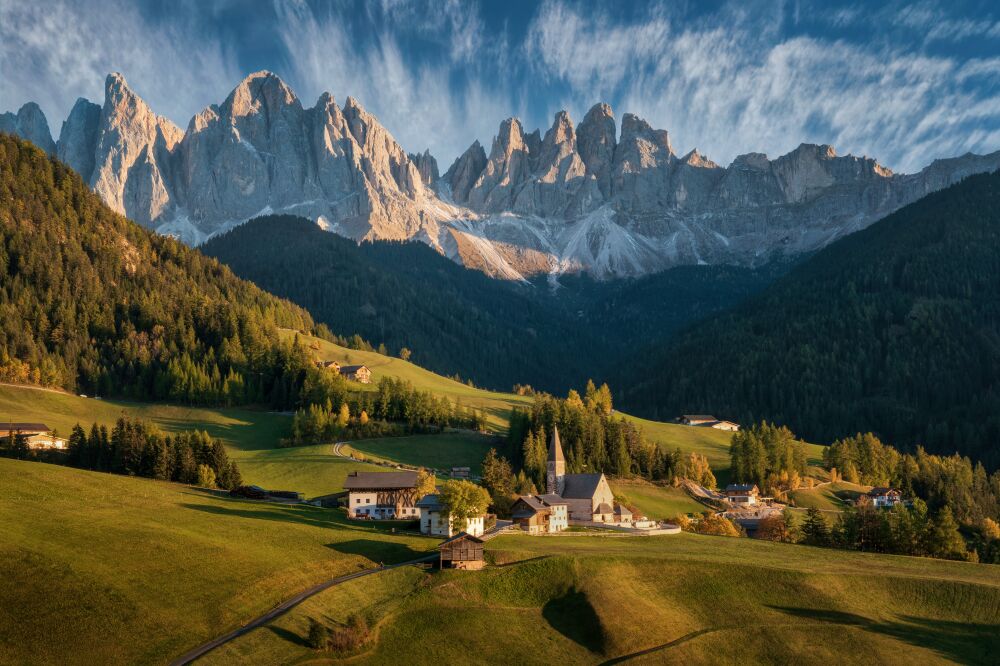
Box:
[287,375,488,446]
[0,416,241,490]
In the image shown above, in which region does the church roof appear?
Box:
[562,473,606,499]
[548,426,565,463]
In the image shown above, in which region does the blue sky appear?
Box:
[2,0,999,172]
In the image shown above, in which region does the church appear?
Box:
[541,426,619,523]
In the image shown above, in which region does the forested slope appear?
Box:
[0,133,318,406]
[624,169,1000,467]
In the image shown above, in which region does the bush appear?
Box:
[308,618,330,650]
[197,464,217,489]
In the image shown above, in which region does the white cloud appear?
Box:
[0,0,241,135]
[524,0,1000,172]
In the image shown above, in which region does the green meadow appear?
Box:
[610,479,709,519]
[203,532,1000,665]
[788,481,871,512]
[0,458,436,665]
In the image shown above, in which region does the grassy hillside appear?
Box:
[610,479,708,518]
[282,330,532,433]
[203,532,1000,665]
[0,458,435,665]
[788,481,871,511]
[345,431,499,474]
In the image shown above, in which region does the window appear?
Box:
[366,498,371,504]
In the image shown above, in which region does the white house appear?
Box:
[724,483,760,506]
[867,487,904,508]
[711,420,740,432]
[343,471,421,519]
[26,433,68,450]
[416,493,485,537]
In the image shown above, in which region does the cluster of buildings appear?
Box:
[1,423,68,450]
[341,427,644,539]
[315,360,372,384]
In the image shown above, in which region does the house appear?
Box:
[438,532,485,570]
[0,422,51,438]
[511,494,569,533]
[678,415,717,426]
[724,483,760,506]
[25,433,68,450]
[867,487,903,508]
[711,420,740,432]
[340,364,372,384]
[315,360,341,373]
[416,493,485,537]
[450,466,471,479]
[343,470,421,519]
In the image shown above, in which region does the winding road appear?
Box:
[169,554,437,666]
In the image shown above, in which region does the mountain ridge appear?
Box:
[6,70,1000,280]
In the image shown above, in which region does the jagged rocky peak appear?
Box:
[223,70,301,118]
[408,149,439,186]
[577,102,617,197]
[681,148,718,169]
[467,117,536,211]
[57,97,102,182]
[618,112,672,155]
[443,139,487,203]
[0,102,56,155]
[731,152,771,170]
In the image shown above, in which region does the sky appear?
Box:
[1,0,999,173]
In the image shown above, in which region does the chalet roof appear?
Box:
[438,532,485,548]
[683,414,717,421]
[0,422,51,434]
[725,483,759,493]
[343,470,418,490]
[548,425,565,463]
[416,493,443,510]
[340,365,368,373]
[562,473,606,499]
[868,487,900,496]
[536,493,568,506]
[513,495,548,512]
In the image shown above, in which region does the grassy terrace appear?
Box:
[0,458,436,665]
[788,481,871,512]
[204,532,1000,665]
[610,479,710,519]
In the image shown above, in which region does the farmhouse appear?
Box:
[25,433,69,450]
[0,422,51,438]
[340,364,372,384]
[867,487,903,508]
[416,493,486,537]
[438,532,485,570]
[677,415,740,431]
[511,494,569,533]
[678,414,717,426]
[315,360,341,373]
[343,470,421,519]
[724,483,760,506]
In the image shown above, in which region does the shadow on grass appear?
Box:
[268,625,310,648]
[770,606,1000,664]
[542,588,606,654]
[326,539,426,564]
[181,501,336,529]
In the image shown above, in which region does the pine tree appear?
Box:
[801,507,831,547]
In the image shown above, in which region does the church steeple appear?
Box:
[546,425,566,495]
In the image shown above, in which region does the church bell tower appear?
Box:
[546,425,566,495]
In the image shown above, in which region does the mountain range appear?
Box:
[6,71,1000,280]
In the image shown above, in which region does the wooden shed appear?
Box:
[438,532,485,570]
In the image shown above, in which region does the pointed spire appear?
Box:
[549,425,565,463]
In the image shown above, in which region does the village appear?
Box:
[5,414,911,569]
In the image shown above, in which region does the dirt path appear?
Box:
[169,554,437,665]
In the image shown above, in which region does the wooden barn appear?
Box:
[340,364,372,384]
[438,532,485,570]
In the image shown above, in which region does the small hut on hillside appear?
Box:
[438,532,485,570]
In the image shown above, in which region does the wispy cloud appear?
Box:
[0,0,241,134]
[0,0,997,173]
[525,0,1000,172]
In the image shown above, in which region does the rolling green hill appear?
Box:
[0,458,435,665]
[203,532,1000,665]
[624,169,1000,468]
[788,481,871,511]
